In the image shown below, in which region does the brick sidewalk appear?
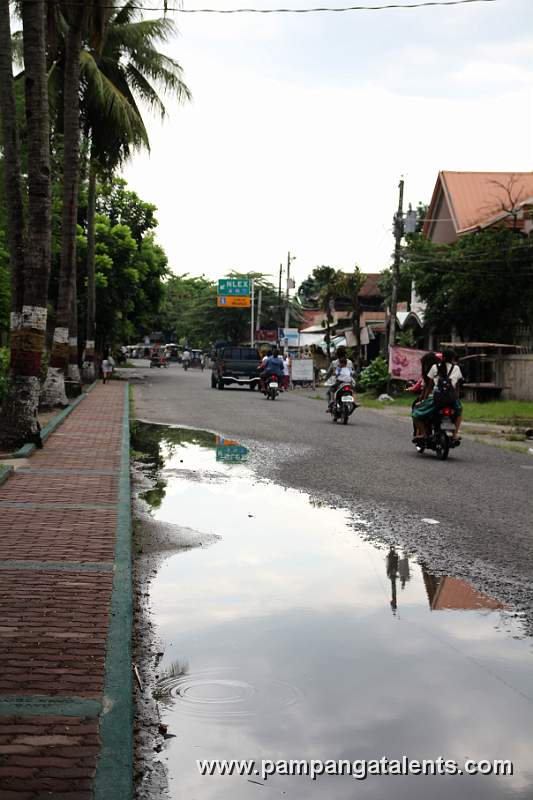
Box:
[0,383,131,799]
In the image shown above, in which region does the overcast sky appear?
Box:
[124,0,533,289]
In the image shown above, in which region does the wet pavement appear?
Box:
[132,422,533,800]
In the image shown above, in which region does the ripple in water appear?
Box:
[156,667,303,720]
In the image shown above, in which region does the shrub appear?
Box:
[0,347,9,406]
[358,356,389,394]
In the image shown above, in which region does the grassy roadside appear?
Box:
[358,394,533,426]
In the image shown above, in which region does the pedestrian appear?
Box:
[101,354,113,384]
[282,353,290,391]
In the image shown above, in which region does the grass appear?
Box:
[358,393,533,425]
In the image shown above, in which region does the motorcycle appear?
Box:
[414,406,460,460]
[265,373,280,400]
[150,353,168,368]
[329,382,357,424]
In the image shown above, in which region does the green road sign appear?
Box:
[218,278,250,296]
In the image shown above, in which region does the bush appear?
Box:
[357,356,389,394]
[0,347,9,406]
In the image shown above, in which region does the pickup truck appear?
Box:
[211,346,261,390]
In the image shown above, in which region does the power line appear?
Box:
[40,0,504,14]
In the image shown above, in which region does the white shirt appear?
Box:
[283,358,290,376]
[182,350,191,361]
[428,362,463,388]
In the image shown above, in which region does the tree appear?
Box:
[336,266,365,367]
[315,267,341,361]
[80,1,190,379]
[403,228,533,342]
[0,0,52,447]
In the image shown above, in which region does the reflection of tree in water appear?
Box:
[131,423,217,509]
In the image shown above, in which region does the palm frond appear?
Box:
[125,64,167,117]
[106,17,177,52]
[80,50,146,144]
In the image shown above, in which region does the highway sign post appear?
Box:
[217,296,251,308]
[218,279,251,296]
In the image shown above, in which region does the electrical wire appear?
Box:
[35,0,504,14]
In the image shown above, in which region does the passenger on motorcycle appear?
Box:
[324,347,356,409]
[412,349,463,441]
[261,348,284,388]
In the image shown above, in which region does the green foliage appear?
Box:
[357,356,390,394]
[0,347,9,405]
[75,178,168,348]
[404,228,533,341]
[0,231,10,338]
[396,328,416,348]
[157,271,301,348]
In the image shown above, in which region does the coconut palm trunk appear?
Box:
[0,0,52,448]
[82,158,97,382]
[42,5,87,406]
[0,0,24,312]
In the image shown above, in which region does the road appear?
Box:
[131,361,533,617]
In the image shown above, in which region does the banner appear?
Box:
[388,345,429,381]
[291,358,314,381]
[255,329,277,342]
[278,328,299,346]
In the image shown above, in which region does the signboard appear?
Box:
[217,296,251,308]
[291,358,314,381]
[218,279,250,296]
[255,329,277,343]
[388,345,429,381]
[278,328,299,347]
[215,436,249,463]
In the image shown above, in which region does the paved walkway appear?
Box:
[0,383,132,799]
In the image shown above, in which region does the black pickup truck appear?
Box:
[211,346,261,390]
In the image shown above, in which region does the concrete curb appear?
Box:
[11,381,97,459]
[94,382,133,799]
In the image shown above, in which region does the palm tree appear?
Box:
[80,1,190,379]
[316,266,340,362]
[41,1,190,396]
[336,267,365,367]
[0,0,52,448]
[41,2,90,407]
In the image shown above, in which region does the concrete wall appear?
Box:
[495,355,533,401]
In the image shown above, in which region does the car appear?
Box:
[211,346,260,390]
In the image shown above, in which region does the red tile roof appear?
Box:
[424,171,533,237]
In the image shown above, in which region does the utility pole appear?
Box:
[278,263,283,332]
[284,251,296,332]
[388,178,404,352]
[256,288,262,333]
[250,278,255,347]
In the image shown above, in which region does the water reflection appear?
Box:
[422,567,504,611]
[134,424,533,800]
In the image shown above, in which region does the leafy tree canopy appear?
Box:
[403,228,533,342]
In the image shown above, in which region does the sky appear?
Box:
[123,0,533,289]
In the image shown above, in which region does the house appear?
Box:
[400,170,533,351]
[298,274,386,359]
[423,170,533,244]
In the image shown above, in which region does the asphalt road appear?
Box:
[130,361,533,616]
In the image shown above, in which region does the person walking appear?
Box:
[102,354,113,384]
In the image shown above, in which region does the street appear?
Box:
[131,362,533,799]
[132,361,533,615]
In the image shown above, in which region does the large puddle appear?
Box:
[132,422,533,799]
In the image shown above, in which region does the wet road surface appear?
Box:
[132,362,533,613]
[132,421,533,799]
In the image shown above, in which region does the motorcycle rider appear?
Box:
[324,347,356,409]
[412,349,463,443]
[182,348,191,370]
[261,348,284,389]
